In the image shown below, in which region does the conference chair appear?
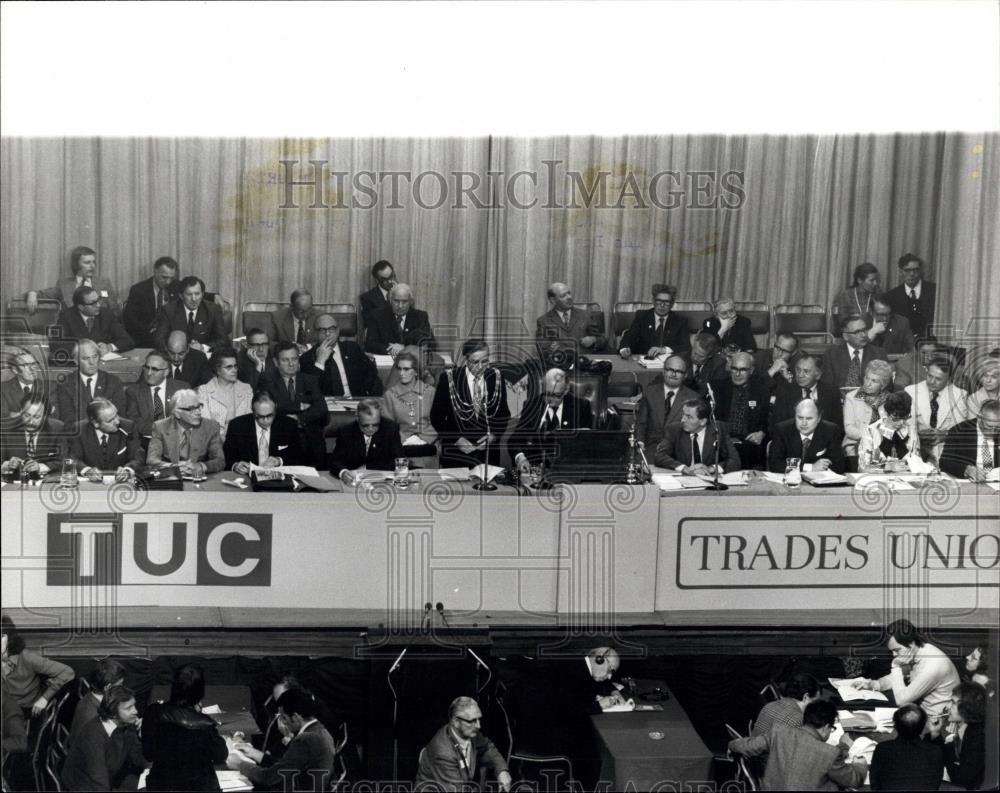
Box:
[733,301,771,350]
[674,308,715,339]
[241,300,282,337]
[759,682,780,703]
[611,301,653,349]
[577,300,606,341]
[4,298,62,336]
[724,722,760,792]
[316,303,358,340]
[774,304,833,355]
[509,753,576,792]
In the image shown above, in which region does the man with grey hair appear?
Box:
[709,351,770,468]
[822,313,888,390]
[271,288,319,350]
[146,388,225,475]
[508,367,593,475]
[69,398,142,481]
[54,339,127,423]
[536,281,607,368]
[415,696,511,792]
[703,297,757,353]
[328,397,404,479]
[364,283,434,356]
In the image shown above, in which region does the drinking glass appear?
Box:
[784,457,802,488]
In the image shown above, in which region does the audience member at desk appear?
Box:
[262,342,329,468]
[165,330,214,389]
[67,658,126,751]
[857,391,921,472]
[770,354,843,434]
[270,288,320,351]
[380,351,438,467]
[892,337,940,391]
[654,398,741,474]
[634,355,699,449]
[729,700,868,792]
[966,354,1000,416]
[702,297,757,353]
[768,398,846,474]
[237,327,276,391]
[56,285,134,353]
[244,675,340,770]
[142,664,228,792]
[364,283,435,357]
[823,314,889,391]
[61,684,146,792]
[55,339,127,424]
[869,294,916,356]
[508,367,593,477]
[884,253,936,339]
[709,351,770,469]
[536,281,607,368]
[300,314,382,398]
[852,618,960,720]
[929,682,987,791]
[868,704,943,791]
[196,348,252,441]
[833,261,881,319]
[842,359,895,461]
[359,259,396,324]
[685,331,728,394]
[122,256,180,348]
[414,696,512,793]
[25,245,120,315]
[753,332,800,393]
[431,338,510,467]
[152,275,227,353]
[329,398,404,479]
[124,351,187,438]
[224,392,306,474]
[0,395,65,479]
[1,614,75,717]
[230,687,335,792]
[904,357,970,464]
[146,389,226,476]
[1,349,46,418]
[939,398,1000,482]
[751,673,821,738]
[618,283,690,358]
[69,399,143,482]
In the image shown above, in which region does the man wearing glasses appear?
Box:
[56,286,134,353]
[753,332,800,392]
[884,253,936,338]
[300,314,382,398]
[618,283,690,358]
[1,351,46,418]
[359,259,397,324]
[703,297,757,353]
[708,351,770,468]
[124,351,189,437]
[364,283,435,357]
[223,392,304,474]
[146,389,225,476]
[634,355,699,448]
[821,314,888,391]
[940,398,1000,482]
[770,354,843,432]
[236,327,274,390]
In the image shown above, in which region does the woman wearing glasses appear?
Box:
[197,348,252,440]
[380,351,438,467]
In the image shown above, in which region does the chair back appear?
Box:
[509,754,575,792]
[314,303,358,339]
[241,301,282,337]
[576,301,605,337]
[567,371,606,428]
[5,298,62,336]
[612,301,653,342]
[759,682,780,702]
[724,722,759,791]
[675,310,715,335]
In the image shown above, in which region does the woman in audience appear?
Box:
[966,354,1000,415]
[931,681,986,790]
[834,262,881,319]
[196,348,252,441]
[381,350,439,467]
[141,663,228,791]
[0,614,74,717]
[858,391,921,471]
[962,643,992,692]
[843,359,895,460]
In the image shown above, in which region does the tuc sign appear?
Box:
[46,513,272,587]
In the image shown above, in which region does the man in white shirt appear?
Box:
[904,356,969,463]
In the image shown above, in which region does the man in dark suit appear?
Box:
[1,350,47,418]
[164,331,213,388]
[939,398,1000,481]
[224,392,305,473]
[270,288,320,350]
[869,704,944,792]
[123,350,188,437]
[146,388,226,475]
[300,314,382,397]
[821,314,888,390]
[769,354,843,432]
[654,398,741,473]
[55,340,127,424]
[122,256,180,348]
[618,284,690,358]
[685,332,727,394]
[703,297,757,352]
[767,398,846,474]
[24,245,121,315]
[359,259,396,324]
[69,399,143,480]
[634,355,699,448]
[237,327,275,390]
[753,332,799,393]
[870,295,916,356]
[152,275,227,352]
[884,253,936,338]
[508,367,593,475]
[0,395,65,477]
[709,352,770,469]
[363,283,435,355]
[262,342,329,467]
[535,282,607,368]
[56,286,134,353]
[329,398,404,477]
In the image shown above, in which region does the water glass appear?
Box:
[394,457,411,489]
[60,457,78,488]
[784,457,802,488]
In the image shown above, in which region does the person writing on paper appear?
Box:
[618,284,690,359]
[939,398,1000,483]
[852,619,960,720]
[654,398,742,475]
[224,392,305,475]
[145,389,226,477]
[858,391,922,472]
[329,398,404,481]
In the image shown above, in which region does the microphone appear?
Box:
[705,382,716,407]
[467,647,493,694]
[388,647,408,675]
[467,648,489,671]
[435,602,451,627]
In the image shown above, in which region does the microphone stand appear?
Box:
[472,388,497,491]
[387,647,407,781]
[467,647,493,695]
[704,384,728,492]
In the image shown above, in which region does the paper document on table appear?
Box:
[711,471,749,486]
[601,698,636,712]
[760,471,786,483]
[373,355,395,367]
[829,677,889,702]
[987,481,1000,491]
[675,476,711,489]
[402,435,426,446]
[803,470,848,486]
[870,707,898,731]
[848,736,878,763]
[470,464,504,483]
[437,468,471,481]
[651,473,684,491]
[202,704,222,714]
[984,467,1000,482]
[852,474,915,491]
[635,354,668,369]
[906,455,937,474]
[217,771,252,791]
[100,351,126,361]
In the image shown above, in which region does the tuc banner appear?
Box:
[46,512,272,587]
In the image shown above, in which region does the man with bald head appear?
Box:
[363,283,434,356]
[634,354,700,448]
[146,388,225,475]
[164,330,213,388]
[767,398,846,474]
[508,367,593,475]
[300,314,382,397]
[54,339,127,423]
[709,351,770,468]
[536,282,607,368]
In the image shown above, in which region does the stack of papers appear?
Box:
[373,355,395,367]
[635,355,667,369]
[803,470,848,486]
[851,474,915,491]
[601,698,636,712]
[437,468,472,481]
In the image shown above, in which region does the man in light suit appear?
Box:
[123,351,189,437]
[224,392,305,473]
[270,288,320,351]
[55,340,127,424]
[821,314,888,391]
[152,275,227,352]
[56,286,134,353]
[122,256,180,348]
[164,331,213,388]
[146,388,225,475]
[618,284,691,358]
[904,356,970,463]
[24,246,121,315]
[328,398,404,477]
[767,398,846,474]
[884,253,936,338]
[359,259,396,324]
[262,342,329,467]
[703,297,757,353]
[69,399,142,481]
[654,398,741,473]
[536,282,606,368]
[363,283,435,356]
[299,314,382,397]
[634,355,699,448]
[508,367,593,475]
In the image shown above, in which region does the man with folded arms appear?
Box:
[300,314,382,397]
[69,399,142,482]
[146,389,225,477]
[654,398,741,474]
[767,398,846,474]
[224,392,305,474]
[618,283,690,358]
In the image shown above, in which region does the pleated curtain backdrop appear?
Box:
[2,134,997,354]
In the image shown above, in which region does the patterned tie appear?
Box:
[178,429,190,462]
[152,388,164,420]
[801,436,811,463]
[186,310,196,338]
[258,429,270,465]
[847,350,862,388]
[929,393,939,429]
[656,317,666,347]
[86,377,94,400]
[26,432,36,457]
[691,432,701,464]
[100,433,109,467]
[730,386,749,438]
[982,436,994,470]
[287,377,296,402]
[664,390,675,419]
[296,321,305,345]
